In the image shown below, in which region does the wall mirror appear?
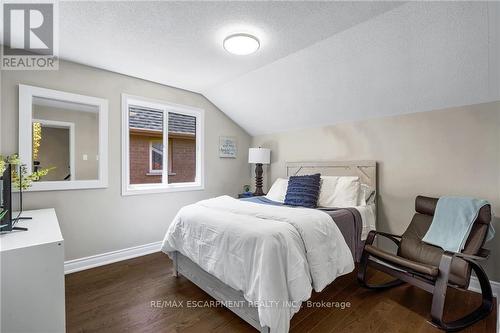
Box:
[19,84,108,191]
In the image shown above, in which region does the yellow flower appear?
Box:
[1,154,54,189]
[32,123,42,160]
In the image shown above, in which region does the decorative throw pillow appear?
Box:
[265,178,289,203]
[284,174,321,208]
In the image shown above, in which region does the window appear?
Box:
[149,141,163,174]
[122,94,204,195]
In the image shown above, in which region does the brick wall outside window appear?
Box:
[169,137,196,183]
[129,133,195,185]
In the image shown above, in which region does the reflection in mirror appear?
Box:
[32,97,99,182]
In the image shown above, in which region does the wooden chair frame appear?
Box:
[357,230,493,332]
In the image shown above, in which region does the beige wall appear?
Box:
[36,126,70,181]
[252,102,500,280]
[1,60,251,261]
[2,60,499,281]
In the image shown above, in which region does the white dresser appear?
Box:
[0,209,65,333]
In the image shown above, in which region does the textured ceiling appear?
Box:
[205,1,500,135]
[44,2,500,135]
[58,1,400,93]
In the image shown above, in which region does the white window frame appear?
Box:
[121,94,204,196]
[148,140,163,175]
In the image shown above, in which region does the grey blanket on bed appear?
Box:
[240,196,363,261]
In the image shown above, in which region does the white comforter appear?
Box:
[161,195,354,333]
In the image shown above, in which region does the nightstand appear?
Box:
[237,193,265,199]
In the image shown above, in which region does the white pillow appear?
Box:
[265,178,289,203]
[318,176,360,208]
[358,184,376,206]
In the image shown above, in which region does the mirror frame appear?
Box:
[19,84,108,191]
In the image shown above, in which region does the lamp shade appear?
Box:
[248,148,271,164]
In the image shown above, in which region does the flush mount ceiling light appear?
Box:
[223,33,260,55]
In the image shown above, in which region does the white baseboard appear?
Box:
[64,241,162,274]
[469,276,500,332]
[469,276,500,296]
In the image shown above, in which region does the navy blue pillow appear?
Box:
[284,173,321,208]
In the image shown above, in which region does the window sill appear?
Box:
[122,183,204,196]
[146,172,177,176]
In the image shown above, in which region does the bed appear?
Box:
[162,161,377,333]
[239,198,373,262]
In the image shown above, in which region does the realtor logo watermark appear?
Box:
[2,1,58,70]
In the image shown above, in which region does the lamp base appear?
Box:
[253,163,265,196]
[253,189,265,196]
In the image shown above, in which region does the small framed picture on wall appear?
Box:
[219,136,237,158]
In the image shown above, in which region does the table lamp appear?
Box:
[248,147,271,196]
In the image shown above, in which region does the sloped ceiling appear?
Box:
[205,1,500,135]
[57,1,401,92]
[41,2,500,135]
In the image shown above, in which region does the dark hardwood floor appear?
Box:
[66,252,496,333]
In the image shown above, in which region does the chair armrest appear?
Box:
[438,249,490,278]
[365,230,402,247]
[436,249,491,296]
[477,248,490,258]
[453,250,489,261]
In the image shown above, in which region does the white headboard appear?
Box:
[285,160,377,190]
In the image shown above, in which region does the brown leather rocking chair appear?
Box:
[358,196,493,332]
